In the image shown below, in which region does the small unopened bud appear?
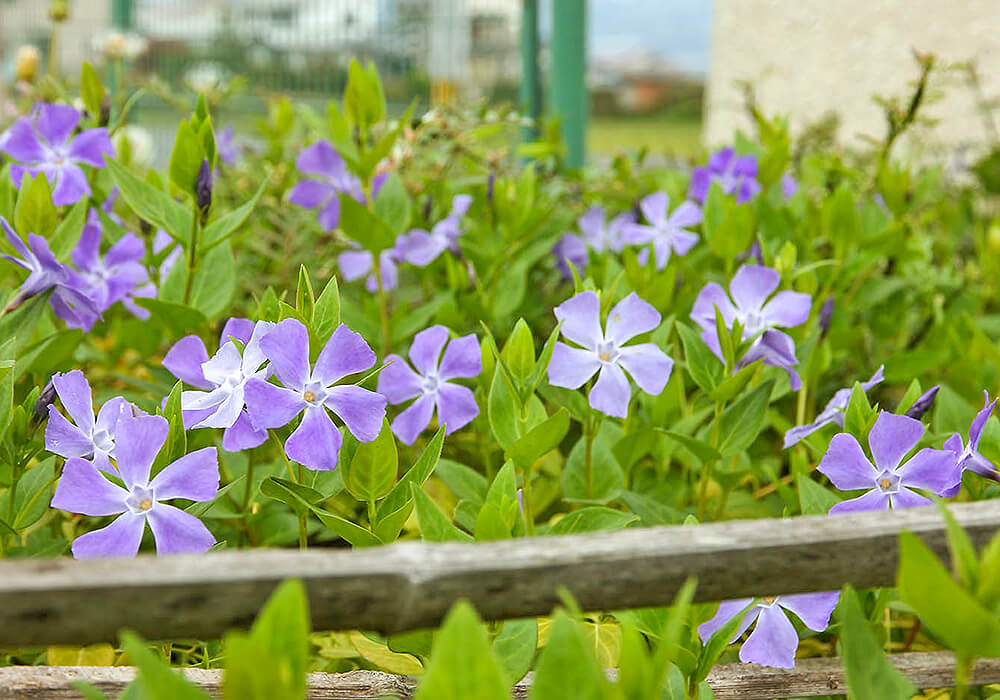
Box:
[33,379,57,421]
[819,296,835,338]
[99,96,111,127]
[486,172,495,204]
[905,385,940,420]
[738,239,764,265]
[422,196,433,222]
[48,0,69,23]
[14,45,41,83]
[139,218,152,235]
[196,159,212,222]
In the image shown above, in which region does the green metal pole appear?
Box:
[551,0,587,167]
[520,0,540,141]
[111,0,134,29]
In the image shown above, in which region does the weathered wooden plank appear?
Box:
[2,653,1000,699]
[0,501,997,646]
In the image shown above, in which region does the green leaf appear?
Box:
[155,381,186,473]
[0,457,56,531]
[295,265,315,325]
[506,408,569,468]
[373,172,411,237]
[618,490,680,526]
[414,601,509,700]
[49,200,88,259]
[502,319,536,384]
[493,619,537,685]
[435,459,488,506]
[189,240,236,318]
[312,507,382,548]
[345,419,397,503]
[562,429,624,504]
[201,176,268,249]
[717,380,774,457]
[169,120,204,195]
[797,474,840,515]
[474,503,510,541]
[120,632,210,700]
[526,322,562,396]
[549,507,637,535]
[338,194,396,253]
[677,322,722,393]
[313,275,341,342]
[487,367,522,449]
[936,500,979,590]
[260,476,323,517]
[897,531,1000,657]
[838,585,915,699]
[105,158,191,241]
[376,425,446,521]
[134,299,208,336]
[843,381,874,441]
[411,484,473,542]
[529,611,610,700]
[14,173,57,239]
[373,500,413,544]
[658,430,722,464]
[80,61,105,116]
[708,360,761,404]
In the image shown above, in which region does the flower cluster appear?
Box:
[689,147,762,204]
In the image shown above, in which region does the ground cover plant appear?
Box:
[3,52,1000,698]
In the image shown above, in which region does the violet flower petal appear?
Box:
[296,141,345,179]
[697,599,757,643]
[314,324,377,386]
[338,249,373,281]
[617,343,673,396]
[51,164,90,206]
[777,592,839,631]
[829,489,890,514]
[817,433,876,490]
[589,362,631,418]
[408,325,450,376]
[285,405,343,470]
[288,179,335,208]
[1,118,45,163]
[554,290,602,350]
[377,354,424,404]
[323,385,386,442]
[44,405,94,458]
[868,412,923,471]
[68,128,114,167]
[436,383,479,435]
[739,605,798,669]
[392,394,436,445]
[760,290,812,329]
[605,293,660,345]
[639,191,668,225]
[36,103,79,145]
[50,457,128,516]
[729,265,780,313]
[890,487,933,509]
[243,379,307,430]
[437,334,482,381]
[222,411,269,452]
[147,503,216,554]
[163,336,212,389]
[114,415,169,490]
[259,319,311,391]
[897,447,961,495]
[149,446,219,501]
[71,511,145,559]
[547,343,600,389]
[52,370,96,432]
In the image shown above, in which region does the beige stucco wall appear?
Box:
[705,0,1000,152]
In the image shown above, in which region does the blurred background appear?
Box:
[1,0,997,165]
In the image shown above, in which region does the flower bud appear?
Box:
[486,172,495,205]
[33,379,58,421]
[905,385,940,420]
[48,0,69,23]
[196,158,212,221]
[14,45,41,83]
[819,296,835,338]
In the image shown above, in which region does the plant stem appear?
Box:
[182,207,201,304]
[372,260,391,355]
[698,402,725,520]
[954,655,976,700]
[367,498,377,526]
[520,464,535,536]
[270,432,308,549]
[583,408,594,500]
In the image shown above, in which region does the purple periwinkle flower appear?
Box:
[783,366,884,449]
[552,233,588,279]
[819,296,835,338]
[216,125,239,167]
[1,103,114,206]
[72,209,154,320]
[905,385,940,421]
[943,392,1000,496]
[1,216,101,329]
[244,319,387,471]
[51,414,219,558]
[44,370,136,474]
[399,194,472,266]
[547,291,673,418]
[288,140,381,231]
[818,411,960,513]
[378,325,481,445]
[163,318,273,452]
[689,147,762,204]
[622,192,702,270]
[152,229,182,284]
[691,265,811,390]
[339,242,403,292]
[781,173,799,199]
[698,592,839,669]
[577,206,635,255]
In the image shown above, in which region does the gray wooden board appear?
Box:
[0,501,998,646]
[2,653,1000,698]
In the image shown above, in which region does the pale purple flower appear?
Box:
[152,229,181,283]
[576,206,635,254]
[943,392,1000,496]
[818,410,960,513]
[339,243,402,293]
[1,216,101,330]
[244,319,387,471]
[547,291,673,418]
[698,592,839,669]
[399,194,472,266]
[162,318,272,452]
[216,125,239,167]
[689,147,762,204]
[552,233,588,279]
[783,366,884,448]
[288,141,385,231]
[378,325,481,445]
[622,192,701,270]
[44,370,136,474]
[72,209,154,319]
[1,103,114,206]
[691,265,811,391]
[51,414,219,559]
[781,173,798,199]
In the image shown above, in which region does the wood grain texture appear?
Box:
[1,501,998,646]
[3,653,1000,699]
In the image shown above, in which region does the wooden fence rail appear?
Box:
[4,653,1000,699]
[1,501,999,647]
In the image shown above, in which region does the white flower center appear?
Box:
[302,380,327,406]
[596,340,619,364]
[92,428,114,453]
[875,470,900,494]
[422,373,442,394]
[126,485,156,515]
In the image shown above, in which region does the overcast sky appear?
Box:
[542,0,713,76]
